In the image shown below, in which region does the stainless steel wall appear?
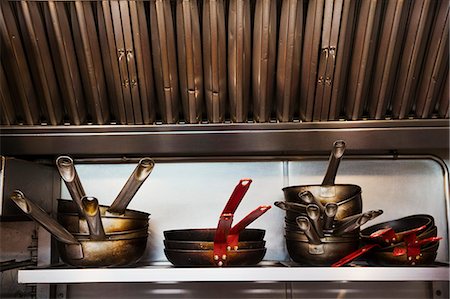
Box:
[61,157,449,264]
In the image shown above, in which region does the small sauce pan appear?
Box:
[282,141,362,220]
[11,190,148,267]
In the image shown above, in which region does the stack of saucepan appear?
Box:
[164,179,271,267]
[332,214,442,266]
[10,156,154,267]
[275,140,384,266]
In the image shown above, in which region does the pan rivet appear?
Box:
[408,256,412,261]
[420,253,423,257]
[234,246,238,250]
[218,261,223,267]
[214,255,219,260]
[222,255,227,260]
[226,246,231,251]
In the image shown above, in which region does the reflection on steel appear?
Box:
[0,120,448,157]
[0,0,447,125]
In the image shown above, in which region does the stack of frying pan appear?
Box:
[163,179,271,267]
[10,156,154,267]
[276,140,383,266]
[332,214,441,266]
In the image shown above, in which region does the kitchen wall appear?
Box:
[62,156,449,264]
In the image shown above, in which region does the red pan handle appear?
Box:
[332,243,379,267]
[213,179,253,266]
[221,179,252,214]
[227,205,271,248]
[393,237,443,257]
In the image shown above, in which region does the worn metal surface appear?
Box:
[0,0,447,125]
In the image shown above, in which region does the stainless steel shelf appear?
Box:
[1,119,448,157]
[18,262,450,283]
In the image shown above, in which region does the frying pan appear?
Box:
[331,215,439,267]
[282,141,363,220]
[360,214,435,244]
[332,228,440,267]
[164,228,265,242]
[366,240,440,266]
[164,247,267,267]
[164,240,265,250]
[10,190,148,267]
[164,179,270,266]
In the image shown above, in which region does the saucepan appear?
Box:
[10,190,148,267]
[282,140,363,220]
[56,156,153,234]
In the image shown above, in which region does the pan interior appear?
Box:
[282,184,361,204]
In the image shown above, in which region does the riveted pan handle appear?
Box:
[227,205,271,248]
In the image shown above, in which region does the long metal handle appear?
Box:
[298,190,324,212]
[274,200,306,214]
[306,204,324,237]
[334,212,371,236]
[10,190,79,245]
[56,156,86,217]
[296,216,322,245]
[322,140,346,185]
[323,202,338,230]
[81,196,105,240]
[108,157,155,214]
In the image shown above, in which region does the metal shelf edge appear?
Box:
[18,266,450,283]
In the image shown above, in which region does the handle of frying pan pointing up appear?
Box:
[227,205,271,248]
[108,158,155,214]
[213,179,253,266]
[56,156,86,217]
[321,140,345,197]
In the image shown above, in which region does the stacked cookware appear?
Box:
[332,214,441,266]
[10,156,154,267]
[163,179,271,267]
[276,140,383,266]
